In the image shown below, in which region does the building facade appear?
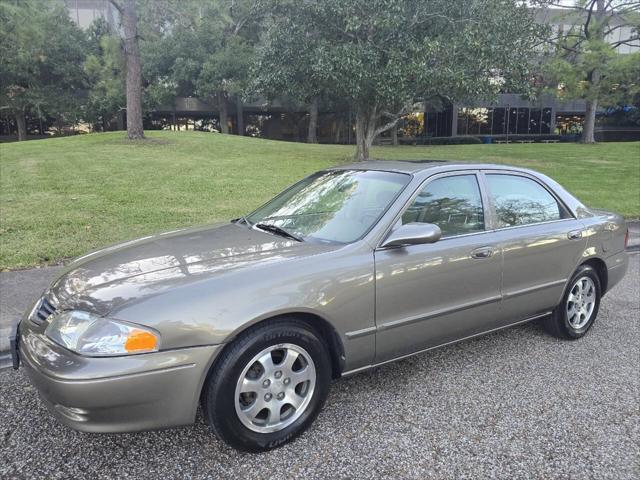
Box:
[64,0,119,30]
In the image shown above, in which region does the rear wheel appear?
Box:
[544,264,601,339]
[202,319,331,451]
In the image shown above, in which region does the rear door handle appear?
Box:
[567,230,583,240]
[470,247,495,259]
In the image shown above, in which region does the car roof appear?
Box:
[331,160,530,175]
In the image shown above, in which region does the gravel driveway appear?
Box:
[1,255,638,480]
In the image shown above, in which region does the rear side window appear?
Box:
[402,174,485,237]
[486,174,570,228]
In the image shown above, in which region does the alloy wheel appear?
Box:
[566,276,596,330]
[234,343,316,433]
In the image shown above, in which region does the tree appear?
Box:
[109,0,145,139]
[137,0,263,135]
[0,0,87,140]
[197,31,256,135]
[538,1,640,143]
[193,0,263,135]
[254,0,541,160]
[253,2,333,143]
[84,18,126,131]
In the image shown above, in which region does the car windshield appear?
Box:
[245,170,410,243]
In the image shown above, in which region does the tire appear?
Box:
[543,264,602,340]
[201,318,331,452]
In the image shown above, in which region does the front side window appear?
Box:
[401,174,485,237]
[246,170,410,243]
[486,174,569,228]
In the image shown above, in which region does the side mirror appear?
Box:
[381,222,442,248]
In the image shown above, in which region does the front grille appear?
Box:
[30,297,57,326]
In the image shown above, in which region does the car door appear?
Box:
[374,172,503,363]
[481,171,587,325]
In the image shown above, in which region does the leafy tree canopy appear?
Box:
[254,0,543,160]
[0,0,87,138]
[536,0,640,142]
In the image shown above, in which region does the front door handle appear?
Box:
[567,230,583,240]
[470,246,495,259]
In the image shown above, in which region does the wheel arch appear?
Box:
[198,310,346,408]
[262,311,347,379]
[579,257,608,294]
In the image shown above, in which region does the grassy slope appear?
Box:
[1,131,638,269]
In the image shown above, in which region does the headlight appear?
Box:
[45,310,160,356]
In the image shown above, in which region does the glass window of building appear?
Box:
[425,112,437,136]
[529,109,541,134]
[508,108,518,134]
[541,108,552,134]
[457,108,468,135]
[492,108,506,135]
[454,105,554,136]
[478,108,492,135]
[467,109,480,135]
[517,108,529,134]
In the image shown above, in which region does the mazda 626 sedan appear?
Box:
[12,161,629,451]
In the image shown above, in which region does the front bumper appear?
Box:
[16,321,222,433]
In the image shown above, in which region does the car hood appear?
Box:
[47,223,338,315]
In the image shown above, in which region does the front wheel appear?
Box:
[543,264,602,339]
[202,319,331,451]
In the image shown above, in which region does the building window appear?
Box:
[467,109,480,135]
[556,114,584,135]
[479,108,492,135]
[529,109,541,134]
[507,108,518,134]
[457,109,468,135]
[425,107,453,137]
[517,108,529,134]
[541,108,552,134]
[492,108,506,135]
[457,108,492,136]
[455,106,554,136]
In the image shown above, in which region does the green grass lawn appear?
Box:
[1,131,638,270]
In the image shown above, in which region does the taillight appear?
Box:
[624,228,629,249]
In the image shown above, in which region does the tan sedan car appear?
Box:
[12,161,629,451]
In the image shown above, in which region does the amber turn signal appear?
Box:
[125,329,159,353]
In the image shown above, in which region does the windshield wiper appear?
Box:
[254,223,304,242]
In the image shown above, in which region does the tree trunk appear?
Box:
[218,92,229,134]
[15,110,27,141]
[581,1,604,144]
[354,107,378,161]
[307,98,318,143]
[334,117,343,144]
[391,125,398,145]
[235,97,244,136]
[581,98,597,144]
[121,0,144,139]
